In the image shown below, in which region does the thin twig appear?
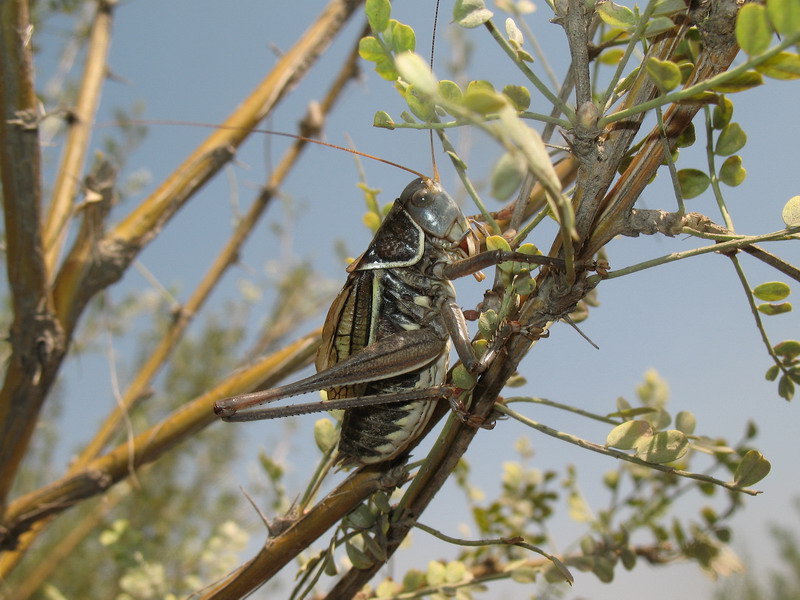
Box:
[496,405,761,496]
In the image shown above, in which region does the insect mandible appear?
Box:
[214,173,573,467]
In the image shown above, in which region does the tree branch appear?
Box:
[0,0,66,508]
[0,331,319,556]
[44,0,115,274]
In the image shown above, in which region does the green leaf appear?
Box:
[719,155,746,186]
[712,70,764,93]
[404,86,435,120]
[779,373,796,400]
[384,20,416,53]
[477,309,499,337]
[358,35,388,62]
[677,168,711,199]
[491,152,526,201]
[568,491,593,522]
[736,3,773,56]
[346,504,377,530]
[373,110,395,129]
[758,302,793,315]
[606,420,653,450]
[548,555,575,585]
[675,411,697,435]
[600,48,625,65]
[346,539,374,569]
[365,0,391,33]
[676,122,696,148]
[643,16,676,38]
[444,560,467,583]
[653,0,687,17]
[712,95,733,129]
[314,418,338,454]
[463,89,508,114]
[502,84,531,111]
[753,281,791,301]
[715,122,747,156]
[453,0,494,28]
[466,79,495,94]
[506,17,524,46]
[782,196,800,226]
[756,52,800,80]
[774,340,800,359]
[767,0,800,36]
[374,57,399,81]
[636,430,690,464]
[734,450,771,486]
[438,80,463,105]
[427,560,447,586]
[598,1,636,29]
[395,52,437,95]
[403,569,426,592]
[646,57,682,92]
[486,235,512,253]
[451,363,477,389]
[509,565,539,583]
[766,364,781,381]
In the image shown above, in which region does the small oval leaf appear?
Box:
[395,52,438,95]
[712,70,764,93]
[675,411,697,435]
[598,1,636,29]
[774,340,800,359]
[757,302,793,316]
[373,110,395,129]
[463,89,508,114]
[753,281,791,301]
[712,95,734,129]
[502,84,531,111]
[734,449,771,487]
[491,152,527,201]
[767,0,800,36]
[646,57,682,92]
[715,122,747,156]
[314,418,338,454]
[606,420,653,450]
[719,155,746,186]
[677,168,711,199]
[453,0,494,28]
[782,196,800,227]
[755,51,800,80]
[736,3,773,56]
[365,0,391,33]
[636,430,690,464]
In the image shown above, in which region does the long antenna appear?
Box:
[429,0,441,183]
[94,119,428,180]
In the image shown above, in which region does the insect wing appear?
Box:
[316,270,377,401]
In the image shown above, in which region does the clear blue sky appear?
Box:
[34,1,800,597]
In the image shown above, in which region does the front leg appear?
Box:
[440,250,572,280]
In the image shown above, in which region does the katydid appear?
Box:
[214,176,574,467]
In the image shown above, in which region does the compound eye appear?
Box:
[411,188,434,207]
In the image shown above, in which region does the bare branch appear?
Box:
[44,0,115,273]
[0,0,66,507]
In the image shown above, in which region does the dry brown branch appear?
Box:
[0,0,66,507]
[584,1,741,256]
[44,0,115,274]
[0,331,320,556]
